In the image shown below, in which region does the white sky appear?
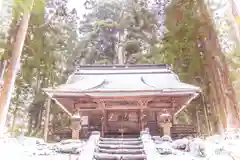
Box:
[67,0,87,16]
[235,0,240,13]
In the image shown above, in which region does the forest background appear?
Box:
[0,0,239,137]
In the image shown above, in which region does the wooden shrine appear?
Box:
[43,64,201,140]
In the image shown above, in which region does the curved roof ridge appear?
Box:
[140,76,158,89]
[83,79,108,91]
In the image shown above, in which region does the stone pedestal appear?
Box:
[140,131,161,160]
[79,131,100,160]
[159,122,172,136]
[71,117,81,139]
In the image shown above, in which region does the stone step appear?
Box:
[97,144,143,149]
[96,148,144,154]
[99,137,141,141]
[99,140,142,145]
[93,153,146,160]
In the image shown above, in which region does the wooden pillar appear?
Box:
[140,109,144,131]
[101,111,106,137]
[138,100,148,131]
[138,110,141,130]
[43,98,52,142]
[105,111,108,135]
[98,101,106,137]
[171,99,177,124]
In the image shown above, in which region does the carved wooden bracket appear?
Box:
[94,100,105,106]
[72,108,81,119]
[138,100,149,108]
[93,100,106,112]
[171,97,176,104]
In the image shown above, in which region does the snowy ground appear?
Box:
[0,137,83,160]
[153,128,240,160]
[1,128,240,160]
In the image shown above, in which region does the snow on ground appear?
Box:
[1,128,240,160]
[153,128,240,160]
[0,136,84,160]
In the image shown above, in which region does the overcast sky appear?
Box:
[234,0,240,13]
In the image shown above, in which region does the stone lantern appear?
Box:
[158,112,172,136]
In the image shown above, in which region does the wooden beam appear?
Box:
[48,89,199,94]
[77,102,177,108]
[150,105,179,109]
[148,108,176,112]
[148,102,176,108]
[74,103,98,108]
[45,92,72,116]
[55,95,190,107]
[77,108,101,112]
[104,105,146,110]
[77,104,177,110]
[174,93,199,116]
[77,107,98,110]
[75,108,176,112]
[54,94,193,101]
[68,107,178,114]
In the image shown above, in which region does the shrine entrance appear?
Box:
[105,110,141,137]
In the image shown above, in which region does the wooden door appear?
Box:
[106,111,140,134]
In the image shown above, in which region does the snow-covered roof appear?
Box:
[43,64,201,97]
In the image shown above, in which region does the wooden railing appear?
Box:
[171,124,197,139]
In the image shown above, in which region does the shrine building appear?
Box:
[43,64,201,140]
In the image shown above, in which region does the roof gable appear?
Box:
[43,64,201,97]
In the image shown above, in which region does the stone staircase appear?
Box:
[93,137,146,160]
[79,131,162,160]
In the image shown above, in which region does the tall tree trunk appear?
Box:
[27,114,33,135]
[197,0,240,130]
[117,30,126,64]
[0,0,34,137]
[31,106,43,136]
[10,106,18,136]
[203,45,227,132]
[116,10,126,65]
[201,93,211,135]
